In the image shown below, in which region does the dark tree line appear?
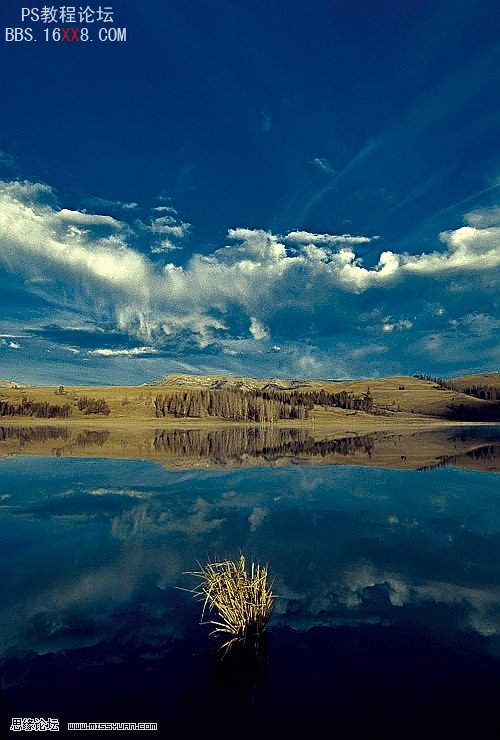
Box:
[297,388,374,412]
[0,395,111,418]
[453,385,500,401]
[0,398,71,418]
[154,387,375,421]
[414,374,500,401]
[77,397,111,415]
[414,373,455,389]
[258,388,374,411]
[154,389,309,422]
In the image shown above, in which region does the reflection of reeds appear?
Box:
[187,556,274,652]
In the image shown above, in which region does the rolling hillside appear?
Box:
[0,373,498,423]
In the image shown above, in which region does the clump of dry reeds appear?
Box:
[187,555,274,651]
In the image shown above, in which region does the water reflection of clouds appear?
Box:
[2,542,184,656]
[111,498,225,540]
[0,458,498,661]
[345,562,499,637]
[87,487,149,498]
[248,506,268,531]
[276,561,500,639]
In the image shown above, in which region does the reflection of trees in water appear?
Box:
[0,425,374,462]
[418,444,500,471]
[0,426,110,450]
[75,430,110,447]
[0,426,71,445]
[153,427,374,461]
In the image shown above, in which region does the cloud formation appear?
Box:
[0,178,498,375]
[88,347,158,357]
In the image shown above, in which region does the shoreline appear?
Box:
[0,413,498,432]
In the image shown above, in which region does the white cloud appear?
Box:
[150,216,190,238]
[148,213,190,254]
[88,347,158,357]
[458,312,499,337]
[0,182,148,288]
[57,209,122,229]
[150,238,180,253]
[224,227,287,263]
[1,338,21,349]
[403,225,500,275]
[0,178,498,356]
[382,318,414,333]
[249,317,269,340]
[1,179,56,204]
[465,205,500,228]
[285,230,374,246]
[153,205,177,213]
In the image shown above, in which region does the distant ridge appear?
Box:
[153,373,314,392]
[152,371,500,392]
[451,372,499,388]
[0,379,24,388]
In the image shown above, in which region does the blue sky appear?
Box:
[0,0,498,384]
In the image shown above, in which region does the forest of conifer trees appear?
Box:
[153,387,374,421]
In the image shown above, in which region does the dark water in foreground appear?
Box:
[1,452,499,738]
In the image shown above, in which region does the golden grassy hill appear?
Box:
[450,372,500,389]
[0,373,498,423]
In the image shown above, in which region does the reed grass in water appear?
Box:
[187,555,274,651]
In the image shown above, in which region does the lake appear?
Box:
[1,426,499,738]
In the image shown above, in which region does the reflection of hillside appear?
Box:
[153,427,374,461]
[150,427,499,471]
[0,424,498,471]
[418,444,500,472]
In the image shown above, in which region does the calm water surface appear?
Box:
[1,447,499,738]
